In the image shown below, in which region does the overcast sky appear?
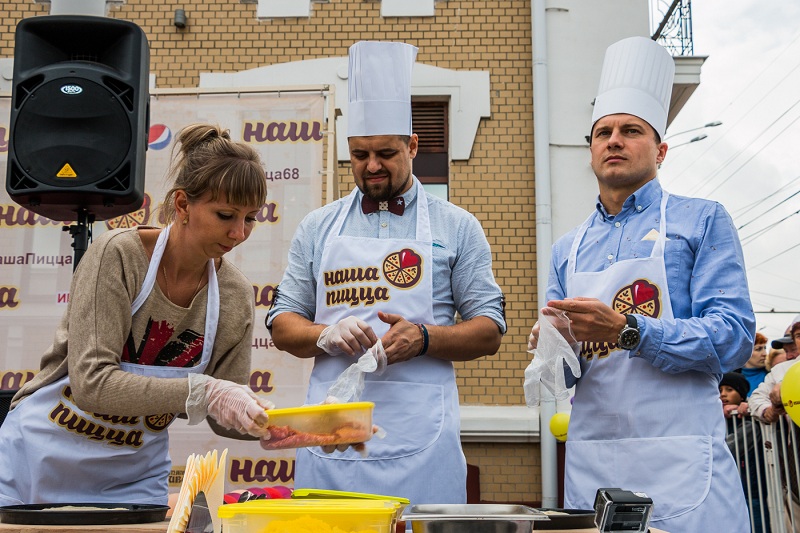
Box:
[658,1,800,340]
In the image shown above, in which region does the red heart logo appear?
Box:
[399,248,421,268]
[631,280,656,305]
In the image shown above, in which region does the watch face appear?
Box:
[619,328,640,350]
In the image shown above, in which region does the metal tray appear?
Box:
[403,504,548,533]
[0,503,169,526]
[534,509,595,530]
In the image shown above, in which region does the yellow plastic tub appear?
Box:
[291,488,410,520]
[262,402,374,450]
[218,499,396,533]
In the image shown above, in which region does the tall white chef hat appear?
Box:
[591,36,675,139]
[347,41,418,138]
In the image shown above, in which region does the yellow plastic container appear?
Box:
[291,488,410,520]
[218,499,397,533]
[262,402,374,450]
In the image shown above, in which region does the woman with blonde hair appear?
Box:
[766,347,787,371]
[0,124,272,506]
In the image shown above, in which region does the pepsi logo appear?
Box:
[148,124,172,150]
[60,84,83,95]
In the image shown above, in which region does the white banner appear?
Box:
[0,89,330,493]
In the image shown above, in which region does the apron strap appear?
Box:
[123,226,218,376]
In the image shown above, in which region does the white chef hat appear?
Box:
[347,41,418,138]
[591,36,675,139]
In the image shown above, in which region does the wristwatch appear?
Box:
[617,314,640,350]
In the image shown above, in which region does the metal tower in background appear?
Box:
[651,0,694,55]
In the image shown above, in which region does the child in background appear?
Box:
[720,372,770,533]
[721,372,750,418]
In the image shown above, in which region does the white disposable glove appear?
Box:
[186,373,273,438]
[316,316,378,357]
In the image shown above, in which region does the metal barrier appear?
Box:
[728,414,799,533]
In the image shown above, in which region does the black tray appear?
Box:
[0,503,169,526]
[534,509,595,529]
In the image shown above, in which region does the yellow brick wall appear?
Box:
[464,442,544,505]
[1,0,541,504]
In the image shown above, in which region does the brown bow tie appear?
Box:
[362,196,405,216]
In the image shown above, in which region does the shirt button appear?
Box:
[381,222,388,228]
[607,254,614,261]
[614,222,621,228]
[636,205,643,212]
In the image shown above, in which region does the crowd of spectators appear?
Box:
[721,315,800,533]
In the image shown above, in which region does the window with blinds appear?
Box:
[412,101,449,199]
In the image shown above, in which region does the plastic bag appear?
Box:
[325,339,387,404]
[524,309,581,406]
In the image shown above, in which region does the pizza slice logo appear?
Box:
[582,279,663,360]
[382,248,422,289]
[612,279,662,318]
[144,412,175,432]
[105,194,151,230]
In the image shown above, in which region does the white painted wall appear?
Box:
[200,59,490,162]
[544,0,650,240]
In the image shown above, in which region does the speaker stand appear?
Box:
[63,209,95,271]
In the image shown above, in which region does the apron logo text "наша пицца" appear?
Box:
[323,266,388,307]
[322,248,423,308]
[49,386,145,447]
[580,278,662,360]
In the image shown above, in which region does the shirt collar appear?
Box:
[595,178,662,221]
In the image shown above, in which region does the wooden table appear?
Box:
[0,524,668,533]
[0,522,170,532]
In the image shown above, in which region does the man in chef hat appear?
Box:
[529,36,754,531]
[267,41,506,505]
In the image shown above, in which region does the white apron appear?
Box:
[295,182,466,506]
[0,226,218,506]
[563,192,748,532]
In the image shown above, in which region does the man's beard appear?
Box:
[361,172,410,202]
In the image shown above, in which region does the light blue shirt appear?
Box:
[547,179,755,375]
[268,177,506,333]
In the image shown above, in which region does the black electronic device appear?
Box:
[593,488,653,532]
[6,15,150,222]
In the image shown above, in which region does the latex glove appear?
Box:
[316,316,378,357]
[186,373,273,438]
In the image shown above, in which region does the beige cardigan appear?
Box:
[12,228,255,432]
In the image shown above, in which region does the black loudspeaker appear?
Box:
[6,15,150,221]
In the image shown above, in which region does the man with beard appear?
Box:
[267,41,505,505]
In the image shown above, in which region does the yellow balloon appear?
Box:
[782,362,800,426]
[549,412,570,442]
